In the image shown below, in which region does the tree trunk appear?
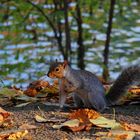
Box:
[63,0,71,61]
[76,0,85,69]
[53,0,66,60]
[103,0,115,81]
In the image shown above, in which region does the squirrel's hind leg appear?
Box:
[88,91,107,112]
[73,93,84,108]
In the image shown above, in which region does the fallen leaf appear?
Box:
[69,109,100,123]
[69,109,100,131]
[52,109,123,132]
[34,114,48,123]
[122,122,140,132]
[10,130,28,139]
[129,87,140,93]
[27,80,49,89]
[0,130,29,140]
[24,88,38,97]
[0,97,14,106]
[0,107,13,128]
[95,130,135,140]
[53,119,80,129]
[90,116,121,129]
[15,102,31,107]
[24,80,59,97]
[0,114,4,123]
[53,119,90,132]
[19,123,37,130]
[70,125,88,132]
[15,94,37,102]
[0,107,12,118]
[0,88,17,97]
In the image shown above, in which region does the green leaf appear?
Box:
[90,116,121,129]
[0,88,17,96]
[15,95,37,102]
[15,102,31,107]
[35,114,48,123]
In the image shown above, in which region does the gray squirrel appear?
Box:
[47,61,140,111]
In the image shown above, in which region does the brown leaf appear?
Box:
[27,80,49,89]
[24,80,49,97]
[68,109,100,131]
[122,122,140,132]
[0,114,4,123]
[95,130,135,140]
[129,86,140,94]
[69,109,100,123]
[0,107,12,118]
[24,80,59,97]
[0,107,13,128]
[24,88,38,97]
[63,125,86,132]
[0,130,29,140]
[19,123,37,130]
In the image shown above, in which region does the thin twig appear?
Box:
[37,106,46,118]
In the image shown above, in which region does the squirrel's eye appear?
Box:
[55,68,59,72]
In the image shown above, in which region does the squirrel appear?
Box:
[47,60,140,112]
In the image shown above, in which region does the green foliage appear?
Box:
[0,0,140,85]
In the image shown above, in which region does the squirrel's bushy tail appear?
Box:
[106,65,140,105]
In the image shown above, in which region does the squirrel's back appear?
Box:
[74,69,105,93]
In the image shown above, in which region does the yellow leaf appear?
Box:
[90,116,121,129]
[53,119,80,129]
[34,114,48,123]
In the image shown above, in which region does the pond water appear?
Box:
[0,1,140,88]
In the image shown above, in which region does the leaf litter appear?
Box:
[0,80,139,139]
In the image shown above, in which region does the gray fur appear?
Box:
[58,64,140,112]
[63,65,107,111]
[106,65,140,105]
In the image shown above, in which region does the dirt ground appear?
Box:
[1,103,140,140]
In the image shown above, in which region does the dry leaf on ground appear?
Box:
[52,109,125,132]
[69,109,100,131]
[0,107,12,118]
[24,80,59,97]
[35,114,66,123]
[90,116,121,129]
[53,109,100,132]
[15,102,31,107]
[35,114,48,123]
[0,130,29,140]
[53,119,81,131]
[19,123,37,130]
[69,109,100,122]
[0,107,13,128]
[122,122,140,133]
[95,130,135,140]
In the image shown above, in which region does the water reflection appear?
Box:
[0,1,140,88]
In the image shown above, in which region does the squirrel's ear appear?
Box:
[63,60,68,68]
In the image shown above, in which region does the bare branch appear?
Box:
[26,0,66,59]
[26,0,57,34]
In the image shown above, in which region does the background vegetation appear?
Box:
[0,0,140,88]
